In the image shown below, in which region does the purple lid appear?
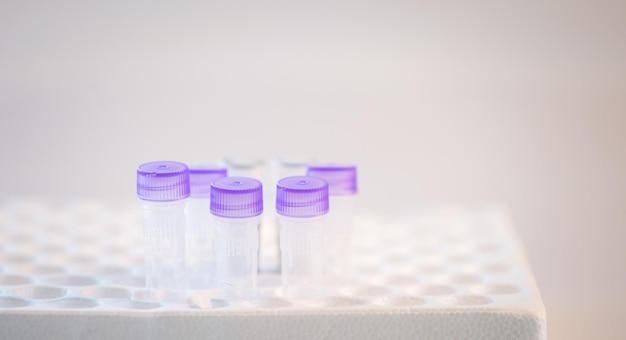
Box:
[210,177,263,218]
[189,166,228,198]
[137,161,190,202]
[306,165,357,196]
[276,176,329,218]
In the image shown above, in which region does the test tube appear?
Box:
[136,161,190,301]
[187,166,227,289]
[276,176,329,298]
[218,157,265,178]
[210,177,263,299]
[264,157,316,272]
[219,157,272,273]
[306,165,358,281]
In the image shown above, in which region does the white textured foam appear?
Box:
[0,199,545,339]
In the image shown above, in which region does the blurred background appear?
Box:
[1,0,624,338]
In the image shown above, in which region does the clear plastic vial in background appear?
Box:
[276,176,329,298]
[186,166,227,289]
[136,161,190,301]
[210,177,263,299]
[306,165,358,281]
[218,157,265,178]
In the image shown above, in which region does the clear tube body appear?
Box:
[219,158,272,274]
[263,158,314,272]
[140,199,187,301]
[186,197,214,289]
[325,195,354,281]
[279,214,326,298]
[213,215,260,299]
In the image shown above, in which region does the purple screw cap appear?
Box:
[306,165,357,196]
[210,177,263,218]
[276,176,329,218]
[189,166,228,198]
[137,161,190,202]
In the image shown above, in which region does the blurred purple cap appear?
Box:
[210,177,263,218]
[306,164,357,196]
[189,166,228,198]
[276,176,329,218]
[137,161,190,202]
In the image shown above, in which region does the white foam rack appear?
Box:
[0,199,545,339]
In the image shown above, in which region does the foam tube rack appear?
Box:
[0,199,545,339]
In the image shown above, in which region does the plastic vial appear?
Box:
[264,157,316,272]
[306,165,358,281]
[210,177,263,299]
[276,176,329,298]
[219,157,265,178]
[186,166,228,289]
[219,157,272,274]
[137,161,190,301]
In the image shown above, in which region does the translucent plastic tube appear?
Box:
[276,176,329,298]
[136,161,190,301]
[186,166,227,289]
[307,165,358,281]
[218,157,265,178]
[324,195,354,276]
[213,215,260,298]
[265,157,316,273]
[211,177,263,299]
[219,157,274,274]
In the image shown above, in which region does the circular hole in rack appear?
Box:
[77,266,130,277]
[447,273,483,285]
[311,296,365,308]
[107,275,145,287]
[2,254,33,264]
[81,286,132,299]
[0,274,34,286]
[67,254,99,265]
[12,286,67,300]
[71,234,98,245]
[126,255,145,266]
[416,264,446,274]
[133,289,182,302]
[446,252,473,264]
[339,285,391,297]
[374,296,426,307]
[353,265,381,277]
[385,253,412,264]
[9,232,35,244]
[47,297,100,309]
[385,274,419,286]
[472,284,521,295]
[0,296,31,308]
[475,242,502,254]
[480,262,511,274]
[39,244,67,254]
[413,244,438,255]
[409,284,456,296]
[440,294,493,306]
[111,300,163,310]
[189,292,230,309]
[45,275,98,286]
[440,233,469,245]
[46,254,72,265]
[101,244,129,254]
[15,265,66,275]
[251,298,292,309]
[258,274,281,288]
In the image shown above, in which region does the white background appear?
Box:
[1,0,625,338]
